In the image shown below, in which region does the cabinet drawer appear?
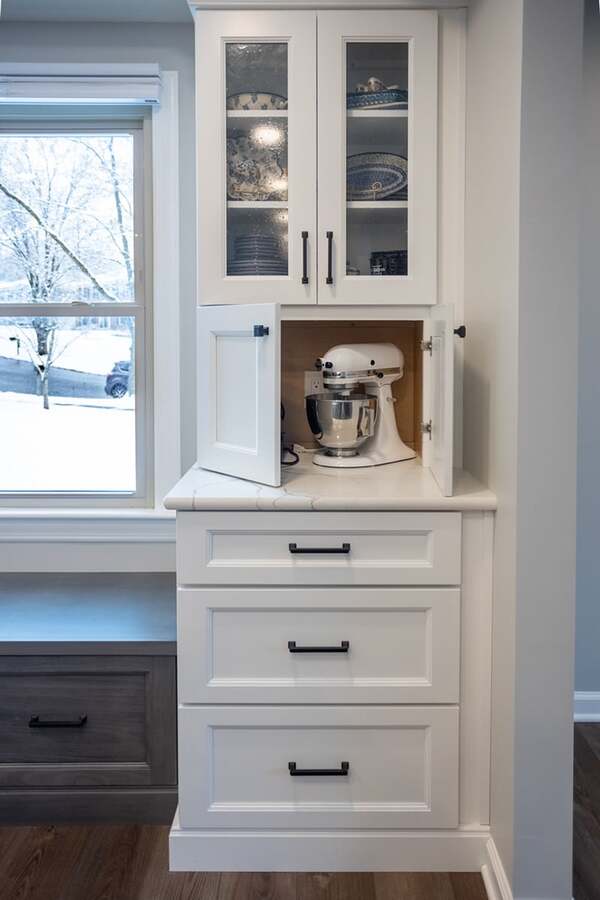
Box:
[178,587,460,704]
[177,512,461,586]
[0,657,176,788]
[178,705,458,830]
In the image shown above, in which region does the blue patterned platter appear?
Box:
[346,153,408,201]
[347,89,408,110]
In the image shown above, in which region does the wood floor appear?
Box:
[574,723,600,900]
[0,823,487,900]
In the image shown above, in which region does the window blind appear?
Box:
[0,63,161,104]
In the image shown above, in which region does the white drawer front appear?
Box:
[177,512,462,586]
[178,706,458,830]
[178,587,460,704]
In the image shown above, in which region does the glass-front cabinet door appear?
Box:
[318,11,438,305]
[197,12,317,304]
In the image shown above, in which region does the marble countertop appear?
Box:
[165,452,497,512]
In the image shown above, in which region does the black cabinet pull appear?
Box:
[288,640,349,653]
[289,542,350,555]
[253,324,269,338]
[454,325,466,338]
[326,231,333,284]
[289,761,349,777]
[29,714,87,728]
[301,231,309,284]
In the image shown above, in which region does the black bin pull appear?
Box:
[301,231,309,285]
[29,714,88,728]
[288,542,351,555]
[288,640,350,653]
[289,761,349,777]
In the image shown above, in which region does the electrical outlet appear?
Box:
[304,370,323,396]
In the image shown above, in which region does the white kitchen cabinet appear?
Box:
[195,9,438,306]
[318,10,437,305]
[196,302,455,494]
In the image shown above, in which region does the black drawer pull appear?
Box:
[288,542,351,555]
[289,761,349,777]
[288,640,349,653]
[29,715,88,729]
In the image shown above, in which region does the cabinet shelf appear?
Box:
[228,201,288,209]
[226,109,288,118]
[346,109,408,118]
[347,201,408,209]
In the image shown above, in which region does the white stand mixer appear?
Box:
[305,342,417,468]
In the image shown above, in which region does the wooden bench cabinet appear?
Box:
[0,574,177,824]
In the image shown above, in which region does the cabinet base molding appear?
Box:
[0,788,178,825]
[481,839,513,900]
[169,809,491,872]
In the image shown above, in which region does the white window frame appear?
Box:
[0,117,152,507]
[0,72,180,563]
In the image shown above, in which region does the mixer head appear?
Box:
[315,342,404,389]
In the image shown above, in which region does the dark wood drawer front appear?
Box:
[0,673,146,764]
[0,657,176,788]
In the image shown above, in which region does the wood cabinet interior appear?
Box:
[281,320,424,456]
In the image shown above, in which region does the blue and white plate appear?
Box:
[347,89,408,110]
[346,153,408,201]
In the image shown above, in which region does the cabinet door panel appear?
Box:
[318,10,437,305]
[422,305,454,496]
[197,303,280,486]
[196,11,317,304]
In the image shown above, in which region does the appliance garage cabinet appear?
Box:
[170,0,497,875]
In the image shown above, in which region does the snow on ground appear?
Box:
[0,325,131,375]
[0,392,135,492]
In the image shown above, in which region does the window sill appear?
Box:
[0,508,175,543]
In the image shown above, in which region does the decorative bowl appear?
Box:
[227,92,288,111]
[346,89,408,110]
[346,153,408,201]
[227,135,288,201]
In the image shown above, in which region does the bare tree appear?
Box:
[0,136,132,408]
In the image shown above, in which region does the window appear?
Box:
[0,120,151,501]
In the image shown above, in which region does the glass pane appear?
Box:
[346,42,409,278]
[0,316,136,493]
[226,43,288,109]
[0,134,135,303]
[227,207,288,277]
[227,118,288,202]
[225,43,289,278]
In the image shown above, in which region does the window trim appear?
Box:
[0,71,180,538]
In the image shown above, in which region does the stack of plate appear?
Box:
[228,235,288,276]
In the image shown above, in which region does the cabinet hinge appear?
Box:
[420,339,433,355]
[421,420,433,439]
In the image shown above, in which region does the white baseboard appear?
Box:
[574,691,600,722]
[481,838,512,900]
[169,808,491,872]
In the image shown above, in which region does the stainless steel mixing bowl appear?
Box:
[305,392,377,456]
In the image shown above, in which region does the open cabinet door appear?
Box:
[423,306,454,496]
[197,303,280,487]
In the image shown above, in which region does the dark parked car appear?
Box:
[105,360,130,398]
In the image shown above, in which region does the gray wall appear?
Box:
[465,0,582,896]
[576,0,600,692]
[0,21,197,473]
